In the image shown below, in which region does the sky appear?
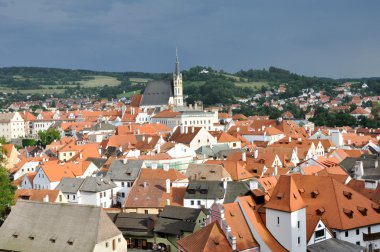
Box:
[0,0,379,78]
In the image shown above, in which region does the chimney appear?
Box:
[180,125,184,134]
[236,127,240,132]
[123,158,128,164]
[231,236,237,251]
[119,146,123,153]
[166,199,171,205]
[249,180,258,190]
[288,136,292,142]
[254,149,258,159]
[242,152,246,162]
[79,152,83,159]
[191,127,194,133]
[43,195,49,202]
[185,126,188,134]
[152,163,158,170]
[223,179,227,189]
[163,163,169,171]
[98,148,102,155]
[143,181,148,188]
[157,144,161,153]
[274,165,278,176]
[166,179,171,193]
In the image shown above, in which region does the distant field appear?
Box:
[78,75,120,87]
[129,78,151,84]
[0,88,65,94]
[117,90,142,99]
[235,81,268,89]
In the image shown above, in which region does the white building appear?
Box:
[0,112,25,140]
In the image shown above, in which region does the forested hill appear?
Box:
[0,66,379,105]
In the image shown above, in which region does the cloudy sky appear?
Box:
[0,0,379,78]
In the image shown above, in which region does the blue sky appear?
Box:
[0,0,379,78]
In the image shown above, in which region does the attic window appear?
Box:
[276,193,284,200]
[371,204,380,213]
[357,206,368,216]
[311,190,319,198]
[293,193,297,199]
[343,191,352,199]
[210,170,216,173]
[67,238,75,245]
[50,236,57,243]
[12,232,19,238]
[126,172,131,176]
[28,234,35,240]
[298,188,305,193]
[213,239,220,245]
[316,207,325,215]
[343,208,354,218]
[229,211,235,217]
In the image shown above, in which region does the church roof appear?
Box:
[140,80,173,106]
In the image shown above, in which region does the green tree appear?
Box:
[38,128,61,146]
[0,148,15,222]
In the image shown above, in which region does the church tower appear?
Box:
[173,48,184,106]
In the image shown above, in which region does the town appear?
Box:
[0,51,379,252]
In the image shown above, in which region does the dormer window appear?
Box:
[343,208,354,218]
[311,190,319,198]
[343,191,352,199]
[372,203,380,213]
[316,207,325,215]
[67,238,74,245]
[357,206,367,216]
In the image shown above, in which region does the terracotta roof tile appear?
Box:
[177,221,232,252]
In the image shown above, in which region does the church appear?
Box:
[138,50,184,112]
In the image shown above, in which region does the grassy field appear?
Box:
[235,81,268,89]
[129,78,151,84]
[117,90,142,99]
[0,88,65,94]
[78,75,120,87]
[184,81,205,87]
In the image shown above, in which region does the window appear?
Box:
[315,229,325,240]
[368,226,371,234]
[198,200,201,205]
[345,231,349,237]
[105,242,109,248]
[67,195,69,199]
[100,192,102,198]
[121,192,125,197]
[121,182,125,187]
[356,229,359,235]
[277,217,280,225]
[356,241,360,245]
[145,210,148,214]
[73,195,75,200]
[118,238,121,242]
[191,200,194,205]
[112,239,116,250]
[297,221,300,229]
[298,237,300,245]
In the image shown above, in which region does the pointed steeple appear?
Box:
[175,47,180,76]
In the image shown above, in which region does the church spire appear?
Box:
[175,47,180,76]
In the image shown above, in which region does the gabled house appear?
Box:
[170,126,217,151]
[154,206,207,251]
[106,159,145,206]
[55,176,117,208]
[177,221,232,252]
[0,201,127,252]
